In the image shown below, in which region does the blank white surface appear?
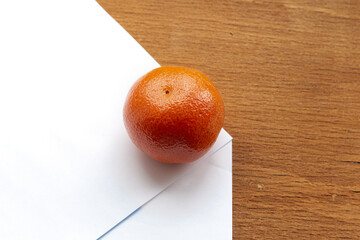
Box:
[103,142,232,240]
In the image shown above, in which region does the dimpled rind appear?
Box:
[123,66,225,164]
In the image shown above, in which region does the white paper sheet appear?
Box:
[102,141,232,240]
[0,1,232,239]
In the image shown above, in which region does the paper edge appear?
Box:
[92,1,234,238]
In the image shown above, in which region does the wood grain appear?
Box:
[97,0,360,239]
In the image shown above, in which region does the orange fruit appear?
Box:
[123,66,225,164]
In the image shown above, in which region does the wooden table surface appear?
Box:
[97,0,360,239]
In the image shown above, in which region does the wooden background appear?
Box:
[97,0,360,239]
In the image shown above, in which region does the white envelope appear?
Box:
[0,1,232,239]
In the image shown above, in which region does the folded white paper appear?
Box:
[102,141,232,240]
[0,1,232,239]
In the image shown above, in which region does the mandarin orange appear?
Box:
[123,66,225,163]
